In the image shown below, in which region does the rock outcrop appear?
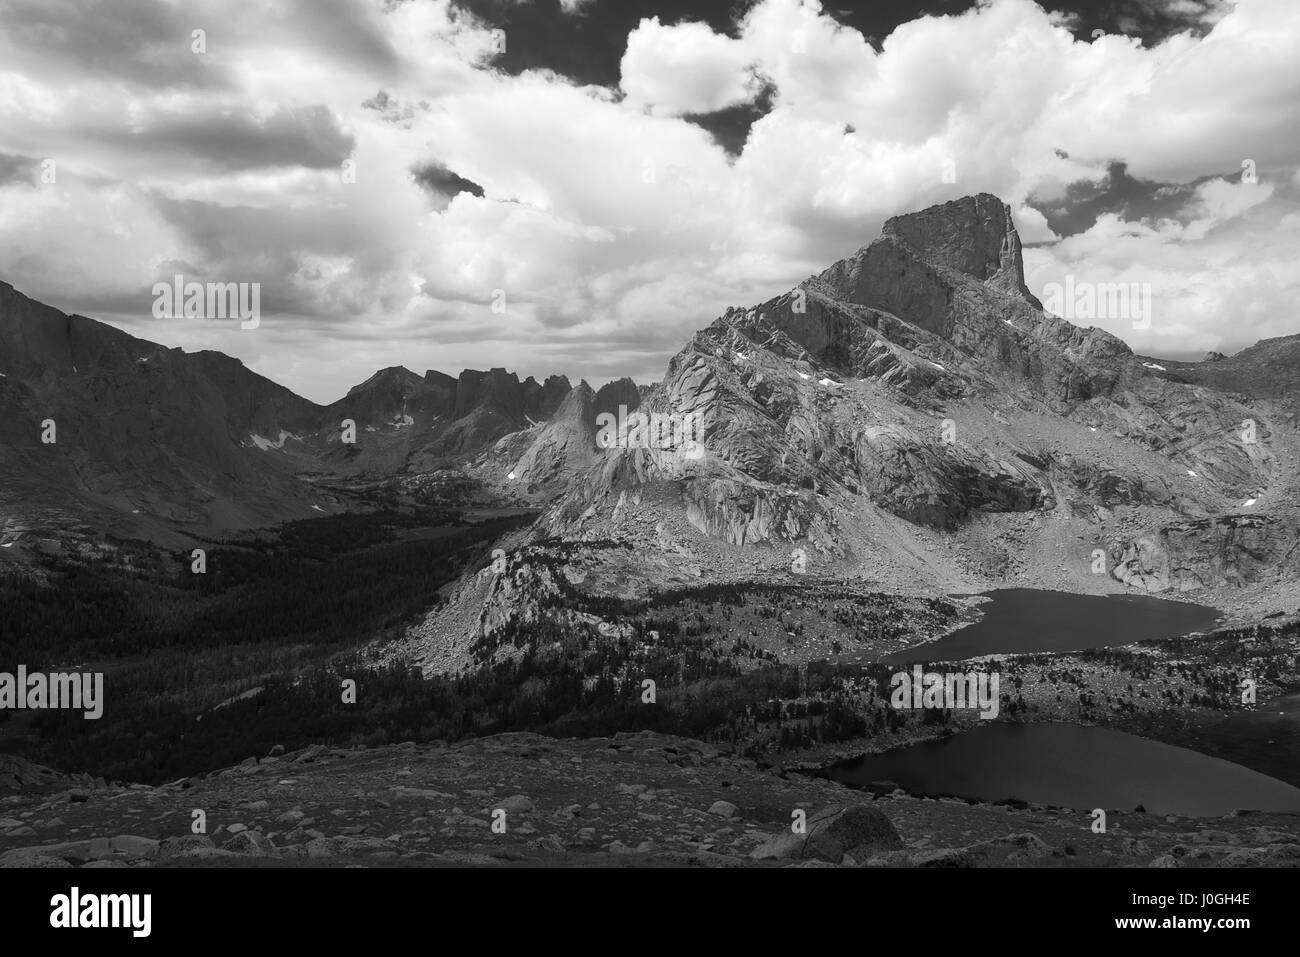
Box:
[1111,515,1300,593]
[524,374,573,420]
[593,377,641,419]
[751,803,904,864]
[505,382,600,491]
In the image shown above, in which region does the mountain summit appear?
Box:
[879,193,1041,305]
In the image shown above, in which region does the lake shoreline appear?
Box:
[787,624,1300,804]
[815,718,1300,817]
[789,683,1300,812]
[881,588,1222,665]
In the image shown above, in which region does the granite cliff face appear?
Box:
[593,377,641,419]
[1111,515,1300,593]
[501,382,601,491]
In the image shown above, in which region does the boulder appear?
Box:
[752,804,902,865]
[707,800,739,819]
[155,835,217,861]
[294,745,326,764]
[108,835,158,860]
[0,839,92,864]
[222,830,276,855]
[491,794,535,815]
[1219,849,1267,868]
[910,847,978,867]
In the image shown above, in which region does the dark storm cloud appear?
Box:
[100,105,355,172]
[0,0,400,91]
[412,162,486,199]
[149,192,409,323]
[0,153,38,186]
[0,0,226,88]
[148,198,331,316]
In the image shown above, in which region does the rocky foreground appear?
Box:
[2,733,1297,868]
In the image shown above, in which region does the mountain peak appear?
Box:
[593,377,641,419]
[881,193,1038,305]
[801,193,1044,349]
[345,365,422,397]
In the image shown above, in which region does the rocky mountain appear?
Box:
[430,368,552,458]
[0,280,326,543]
[525,374,574,420]
[0,278,639,542]
[1148,335,1300,424]
[411,194,1300,672]
[325,366,444,430]
[593,377,641,419]
[469,377,648,501]
[499,381,601,490]
[311,366,578,477]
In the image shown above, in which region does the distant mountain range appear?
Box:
[0,279,644,544]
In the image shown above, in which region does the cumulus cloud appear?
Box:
[1024,175,1293,355]
[620,17,760,115]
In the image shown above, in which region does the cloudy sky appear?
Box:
[0,0,1297,403]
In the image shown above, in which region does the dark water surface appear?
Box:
[885,588,1221,665]
[827,722,1300,817]
[1181,692,1300,788]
